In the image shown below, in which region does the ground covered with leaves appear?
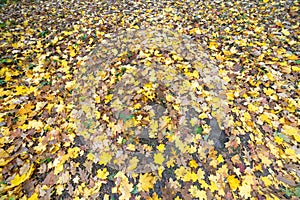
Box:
[0,0,299,199]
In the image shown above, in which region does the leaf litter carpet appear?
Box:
[0,0,299,199]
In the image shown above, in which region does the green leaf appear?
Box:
[108,172,117,181]
[285,188,293,197]
[0,79,6,86]
[39,30,49,37]
[274,132,290,142]
[194,126,203,135]
[40,158,51,163]
[295,186,300,197]
[119,113,134,122]
[0,22,6,28]
[131,186,138,194]
[0,58,12,64]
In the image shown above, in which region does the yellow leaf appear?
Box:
[56,184,64,195]
[261,176,272,186]
[87,152,95,161]
[134,103,141,109]
[292,66,300,72]
[175,166,186,179]
[198,113,208,119]
[127,156,139,171]
[254,26,264,33]
[15,86,34,95]
[274,136,283,145]
[282,125,300,142]
[172,104,180,111]
[154,153,164,165]
[166,94,174,102]
[95,95,101,103]
[33,142,46,154]
[263,88,275,96]
[183,171,198,182]
[55,104,65,113]
[10,164,35,188]
[243,111,251,122]
[126,144,136,151]
[28,120,44,131]
[165,57,173,65]
[104,94,113,104]
[226,91,234,101]
[97,168,109,180]
[190,117,198,126]
[188,185,207,200]
[138,173,156,192]
[0,156,15,167]
[95,111,101,120]
[166,158,175,168]
[217,154,224,163]
[157,144,165,153]
[101,113,110,123]
[227,175,240,191]
[52,36,59,45]
[209,41,218,51]
[239,183,251,198]
[209,181,218,193]
[28,192,39,200]
[114,172,133,200]
[285,53,298,60]
[194,28,202,34]
[65,81,76,90]
[282,28,290,36]
[68,147,81,159]
[103,194,110,200]
[70,49,76,57]
[285,148,296,156]
[189,159,198,168]
[248,103,259,112]
[98,152,112,165]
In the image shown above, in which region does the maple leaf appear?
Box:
[189,159,198,168]
[189,185,207,200]
[157,144,165,152]
[2,164,35,192]
[154,152,165,165]
[282,125,300,142]
[1,0,299,198]
[114,172,133,200]
[239,183,252,198]
[138,173,157,192]
[97,168,109,180]
[127,156,139,171]
[227,175,240,191]
[28,120,44,131]
[98,152,112,165]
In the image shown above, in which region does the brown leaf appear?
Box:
[43,171,58,186]
[78,167,89,183]
[276,174,297,187]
